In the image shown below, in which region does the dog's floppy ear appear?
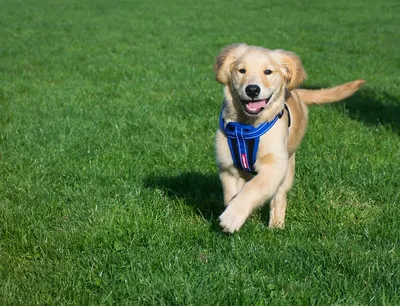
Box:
[214,43,248,84]
[272,49,307,90]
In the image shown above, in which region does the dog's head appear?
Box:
[214,44,307,117]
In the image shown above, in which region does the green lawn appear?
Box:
[1,0,399,304]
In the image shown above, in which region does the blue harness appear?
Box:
[219,105,290,174]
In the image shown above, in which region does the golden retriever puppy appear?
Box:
[214,43,364,233]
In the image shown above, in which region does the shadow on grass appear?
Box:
[144,172,224,231]
[305,85,400,135]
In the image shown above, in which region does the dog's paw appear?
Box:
[268,219,285,229]
[268,210,286,229]
[219,203,249,233]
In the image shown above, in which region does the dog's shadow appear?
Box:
[144,172,271,231]
[144,172,224,227]
[306,85,400,135]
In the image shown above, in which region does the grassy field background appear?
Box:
[1,0,399,304]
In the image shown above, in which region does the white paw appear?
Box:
[268,213,285,229]
[219,203,249,233]
[268,219,285,229]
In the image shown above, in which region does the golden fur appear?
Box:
[214,43,365,233]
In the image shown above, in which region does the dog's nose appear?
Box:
[245,85,261,99]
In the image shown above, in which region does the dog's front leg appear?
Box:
[219,170,247,206]
[219,160,288,233]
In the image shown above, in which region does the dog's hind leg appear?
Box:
[268,153,296,228]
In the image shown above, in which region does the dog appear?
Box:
[214,43,365,233]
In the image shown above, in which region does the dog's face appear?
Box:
[215,44,307,117]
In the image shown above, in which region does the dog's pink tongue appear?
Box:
[246,100,266,111]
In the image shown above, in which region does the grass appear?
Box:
[0,0,399,304]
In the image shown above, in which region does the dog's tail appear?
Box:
[295,79,365,105]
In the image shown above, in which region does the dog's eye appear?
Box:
[264,69,272,75]
[238,68,246,74]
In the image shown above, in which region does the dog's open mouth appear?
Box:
[242,94,273,115]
